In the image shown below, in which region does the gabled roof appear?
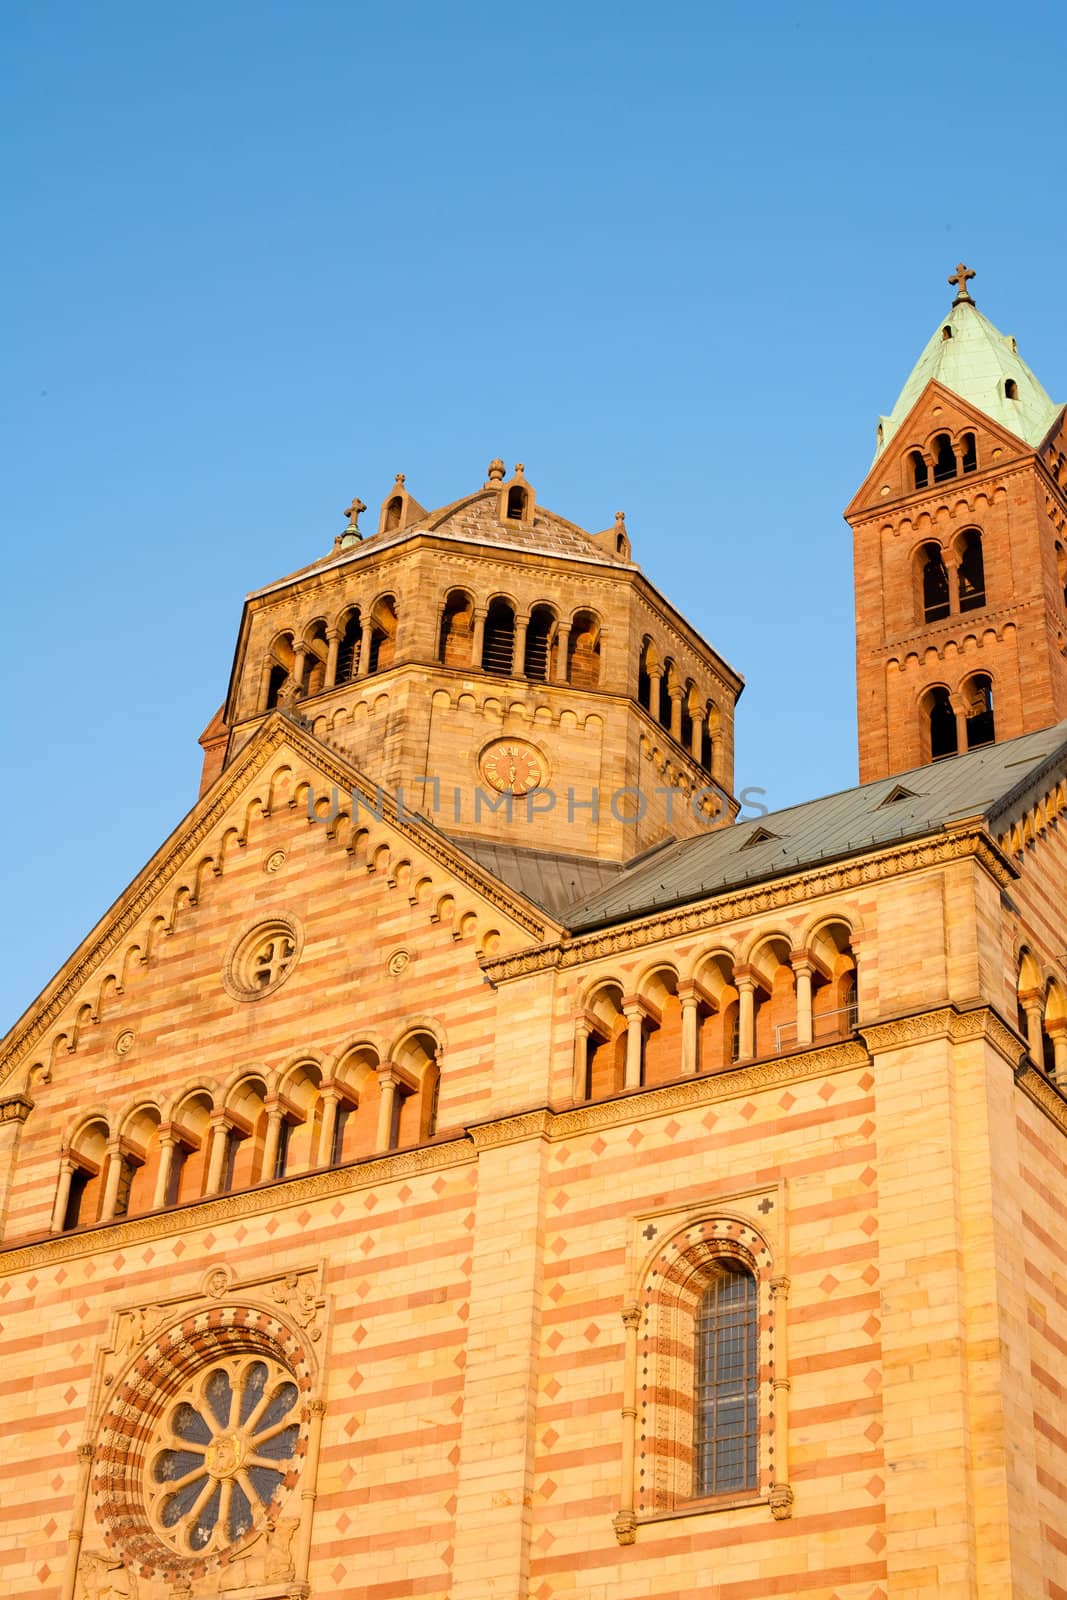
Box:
[562,721,1067,930]
[877,299,1062,457]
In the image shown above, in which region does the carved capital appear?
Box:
[621,1304,641,1330]
[768,1482,794,1520]
[77,1442,96,1462]
[769,1275,791,1299]
[309,1397,327,1417]
[0,1094,32,1124]
[613,1509,638,1545]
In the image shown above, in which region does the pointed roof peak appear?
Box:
[876,270,1061,457]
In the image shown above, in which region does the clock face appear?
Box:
[479,739,547,796]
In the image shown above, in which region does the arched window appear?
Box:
[568,610,601,689]
[961,432,977,474]
[638,640,655,712]
[335,610,363,681]
[680,684,695,753]
[1055,542,1067,608]
[659,660,674,730]
[927,687,958,761]
[920,543,950,622]
[482,597,516,676]
[438,591,474,669]
[1005,378,1018,401]
[933,433,957,484]
[304,621,329,696]
[694,1262,759,1497]
[367,596,398,674]
[383,495,403,531]
[941,325,953,341]
[957,530,985,611]
[909,451,929,492]
[168,1092,213,1204]
[523,605,556,681]
[506,485,528,521]
[964,674,995,749]
[60,1118,110,1230]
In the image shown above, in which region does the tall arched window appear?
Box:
[335,610,363,681]
[694,1262,759,1498]
[933,433,957,483]
[383,495,403,531]
[438,590,475,668]
[482,597,516,676]
[523,605,556,681]
[921,544,950,622]
[957,530,986,611]
[927,687,958,761]
[909,450,929,492]
[506,485,528,521]
[638,640,655,712]
[964,674,995,749]
[961,432,978,474]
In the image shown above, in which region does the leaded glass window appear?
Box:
[693,1262,758,1497]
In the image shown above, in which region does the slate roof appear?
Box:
[877,298,1062,456]
[453,839,623,919]
[560,721,1067,931]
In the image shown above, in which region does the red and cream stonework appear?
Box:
[1,323,1067,1600]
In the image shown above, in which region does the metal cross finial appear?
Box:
[948,263,976,305]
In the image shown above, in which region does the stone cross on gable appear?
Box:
[949,263,976,305]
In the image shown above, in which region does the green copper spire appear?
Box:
[876,266,1061,456]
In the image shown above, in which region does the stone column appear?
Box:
[669,685,682,742]
[317,1086,340,1166]
[261,1101,285,1182]
[100,1140,124,1221]
[690,707,702,759]
[554,621,571,683]
[324,628,340,688]
[205,1117,230,1193]
[648,666,663,722]
[1020,991,1044,1064]
[293,1397,326,1588]
[613,1304,642,1545]
[1048,1022,1067,1085]
[471,608,486,669]
[375,1068,400,1153]
[291,643,308,696]
[60,1443,97,1600]
[152,1132,176,1210]
[51,1156,75,1233]
[623,1002,645,1089]
[735,971,756,1062]
[258,658,274,714]
[356,631,372,678]
[512,614,529,678]
[572,1018,591,1101]
[768,1276,793,1520]
[792,955,814,1048]
[679,983,700,1076]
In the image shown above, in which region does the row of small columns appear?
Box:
[572,952,838,1098]
[50,1066,411,1231]
[644,662,722,760]
[1019,987,1067,1082]
[465,608,582,682]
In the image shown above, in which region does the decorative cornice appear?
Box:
[1015,1061,1067,1135]
[0,1132,474,1276]
[860,1003,1025,1067]
[481,828,1014,984]
[466,1109,553,1149]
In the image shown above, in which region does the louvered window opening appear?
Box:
[694,1264,758,1497]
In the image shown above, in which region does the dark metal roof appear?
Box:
[561,721,1067,931]
[450,839,623,919]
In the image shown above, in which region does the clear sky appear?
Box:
[4,0,1067,1027]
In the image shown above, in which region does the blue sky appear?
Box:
[4,0,1067,1025]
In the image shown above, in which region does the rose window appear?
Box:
[222,915,302,1001]
[148,1355,299,1557]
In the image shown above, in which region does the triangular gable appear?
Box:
[846,380,1058,519]
[0,713,559,1094]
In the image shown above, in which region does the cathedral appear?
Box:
[2,266,1067,1600]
